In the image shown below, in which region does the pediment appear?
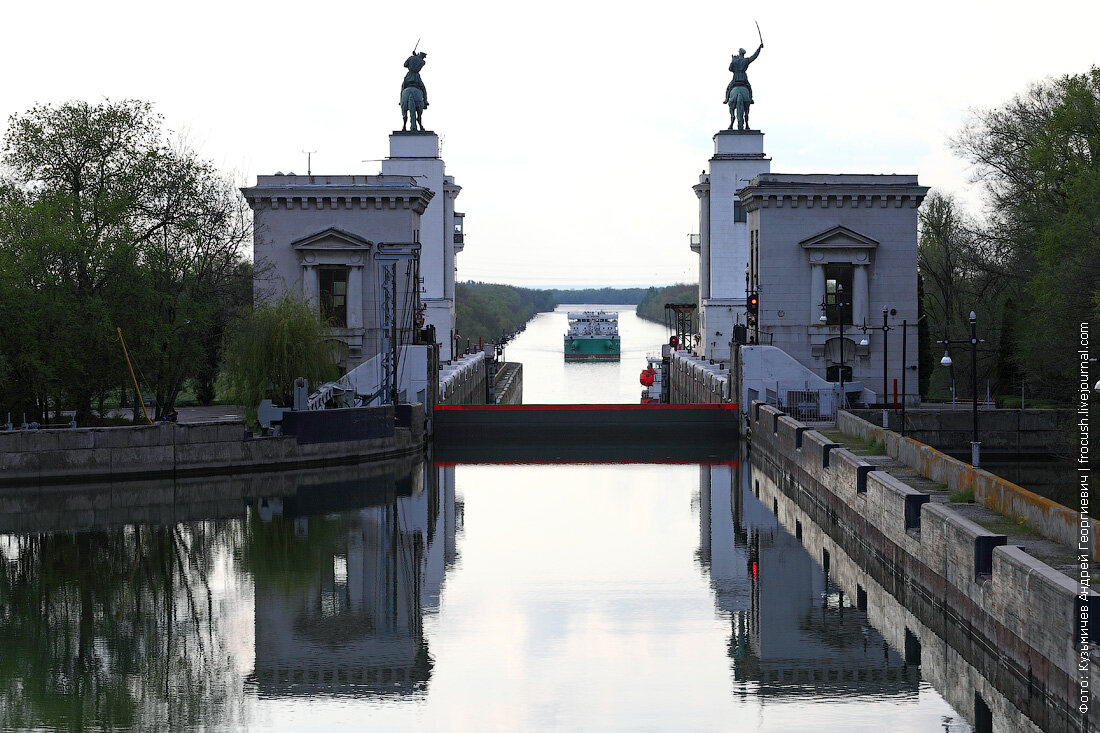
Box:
[799,226,878,249]
[291,227,372,251]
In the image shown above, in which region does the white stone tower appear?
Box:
[382,132,462,361]
[693,131,771,363]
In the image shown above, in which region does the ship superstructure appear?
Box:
[564,311,621,361]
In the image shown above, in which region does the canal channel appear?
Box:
[0,306,1048,730]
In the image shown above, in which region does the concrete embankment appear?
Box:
[0,404,424,486]
[838,409,1096,561]
[753,461,1046,732]
[668,351,731,404]
[751,402,1099,730]
[0,452,423,535]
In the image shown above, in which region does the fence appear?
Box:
[752,385,839,422]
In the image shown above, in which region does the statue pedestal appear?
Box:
[389,131,439,158]
[714,129,765,158]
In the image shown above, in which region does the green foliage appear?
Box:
[949,487,975,503]
[635,283,699,329]
[454,281,556,345]
[221,294,339,407]
[0,99,251,422]
[950,68,1100,402]
[547,287,648,305]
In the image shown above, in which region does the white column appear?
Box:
[347,265,363,329]
[852,264,868,326]
[302,264,319,305]
[810,263,825,324]
[698,189,711,300]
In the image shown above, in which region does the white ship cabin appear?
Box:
[567,311,619,337]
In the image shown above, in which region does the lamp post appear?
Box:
[820,284,850,408]
[860,306,893,428]
[899,315,926,437]
[937,311,984,467]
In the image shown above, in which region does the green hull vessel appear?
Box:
[563,336,620,361]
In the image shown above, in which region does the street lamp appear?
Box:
[937,311,984,467]
[860,306,893,429]
[899,314,926,437]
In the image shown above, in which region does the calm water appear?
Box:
[506,305,667,403]
[2,307,1034,731]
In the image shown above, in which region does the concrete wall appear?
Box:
[493,362,523,405]
[852,407,1074,454]
[669,351,731,405]
[0,404,424,486]
[837,409,1096,560]
[438,352,488,405]
[751,401,1100,728]
[0,453,424,535]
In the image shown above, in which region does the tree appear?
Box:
[0,100,250,421]
[952,68,1100,400]
[221,295,340,408]
[917,191,1007,398]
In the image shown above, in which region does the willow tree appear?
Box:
[222,295,340,407]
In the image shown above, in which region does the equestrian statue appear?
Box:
[724,23,764,131]
[400,45,429,132]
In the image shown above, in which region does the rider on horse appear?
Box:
[402,51,429,108]
[724,43,763,107]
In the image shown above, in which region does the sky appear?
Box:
[2,0,1098,287]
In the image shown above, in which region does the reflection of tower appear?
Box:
[423,464,459,614]
[699,457,917,696]
[250,459,457,695]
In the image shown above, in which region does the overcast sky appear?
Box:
[3,1,1097,287]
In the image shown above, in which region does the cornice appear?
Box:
[740,189,926,213]
[241,186,434,215]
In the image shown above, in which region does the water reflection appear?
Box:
[246,463,458,698]
[0,457,456,730]
[0,448,1053,730]
[699,464,917,699]
[0,520,243,729]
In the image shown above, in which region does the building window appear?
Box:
[319,267,349,327]
[734,200,746,223]
[824,263,853,324]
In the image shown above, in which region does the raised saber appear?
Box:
[412,37,421,54]
[755,20,763,47]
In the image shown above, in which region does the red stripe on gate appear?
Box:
[434,403,739,411]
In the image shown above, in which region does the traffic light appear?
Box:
[746,293,759,324]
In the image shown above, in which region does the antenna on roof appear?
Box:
[302,149,316,176]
